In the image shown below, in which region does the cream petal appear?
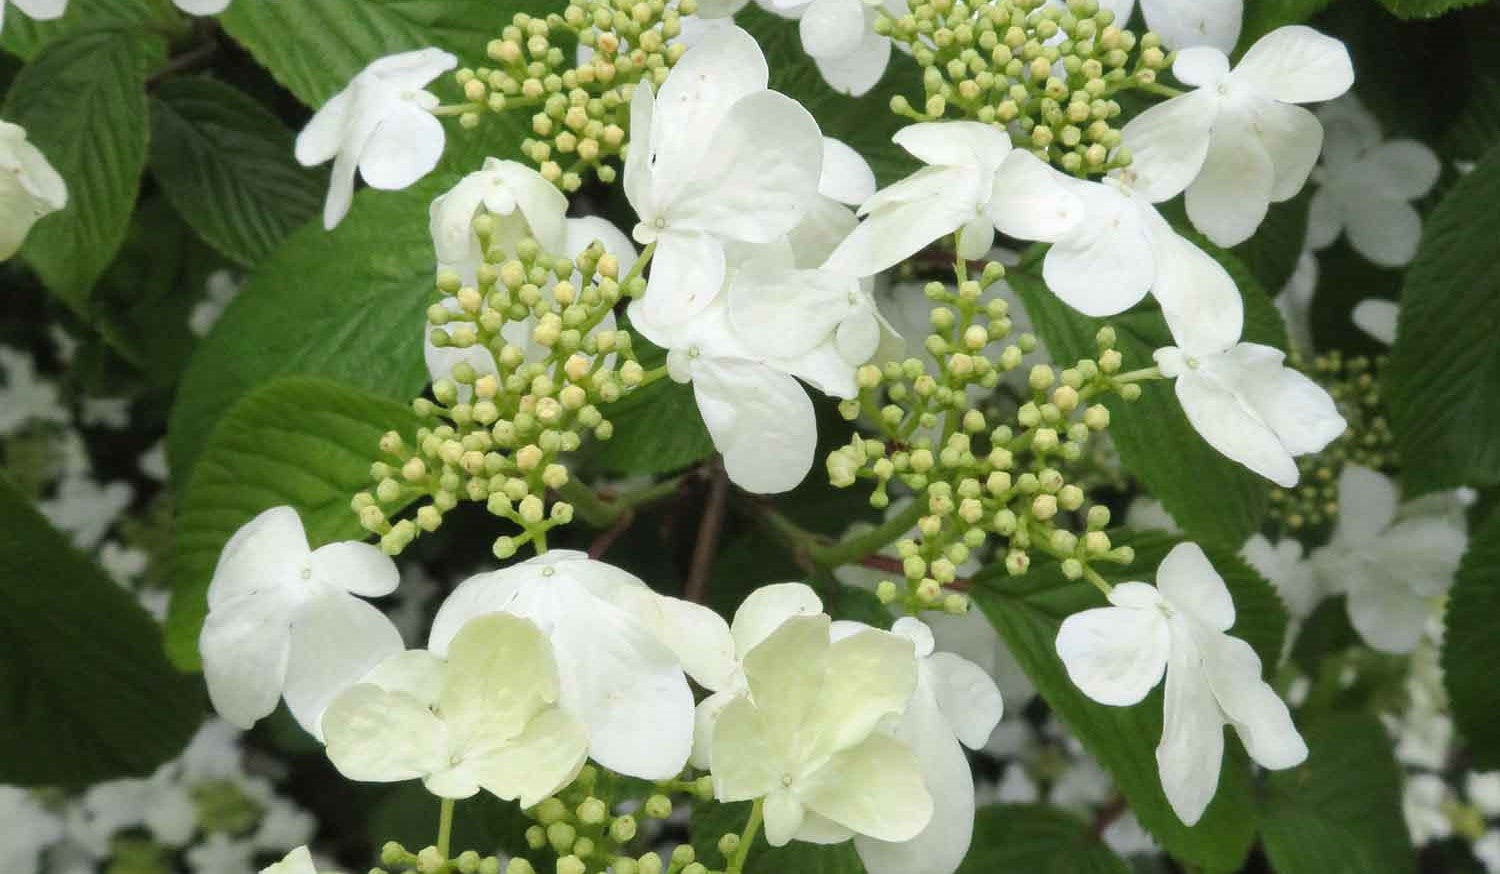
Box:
[742,615,833,754]
[710,695,784,802]
[460,707,589,808]
[763,788,808,847]
[322,684,448,786]
[440,613,559,745]
[801,733,933,842]
[806,627,919,757]
[731,582,825,655]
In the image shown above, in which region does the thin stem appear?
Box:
[1134,80,1186,99]
[558,474,687,528]
[432,102,483,117]
[532,526,549,555]
[813,497,926,568]
[684,461,730,604]
[1082,565,1113,597]
[436,797,455,859]
[727,798,764,874]
[623,241,656,288]
[1113,366,1162,383]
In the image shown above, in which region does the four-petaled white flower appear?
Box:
[1041,172,1241,323]
[0,121,67,261]
[710,612,932,847]
[852,618,1003,874]
[1153,276,1345,488]
[1241,533,1321,619]
[295,48,458,230]
[1122,26,1353,247]
[1056,542,1308,825]
[1053,0,1242,53]
[199,506,404,736]
[825,121,1082,278]
[625,26,823,328]
[322,613,588,804]
[428,550,715,780]
[1310,465,1467,654]
[1308,96,1441,267]
[763,0,907,97]
[0,0,65,34]
[259,846,315,874]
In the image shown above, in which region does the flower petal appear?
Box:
[1231,25,1354,105]
[1145,215,1243,356]
[1042,180,1154,317]
[1055,600,1170,706]
[322,683,448,785]
[358,102,446,191]
[731,582,825,655]
[1199,631,1307,770]
[927,651,1004,750]
[1119,90,1216,202]
[293,90,353,168]
[806,626,919,756]
[1226,344,1346,457]
[692,356,817,494]
[1345,574,1434,655]
[308,541,399,597]
[1249,100,1323,203]
[200,595,293,729]
[1333,464,1399,544]
[892,120,1010,171]
[1172,46,1230,88]
[728,261,860,359]
[743,615,832,754]
[801,733,933,842]
[1305,186,1343,251]
[823,169,973,277]
[282,591,405,739]
[206,506,309,611]
[710,695,783,802]
[764,788,808,847]
[638,228,727,327]
[440,613,559,744]
[988,150,1084,242]
[455,706,589,808]
[1171,367,1300,488]
[811,26,892,97]
[819,137,877,206]
[1365,140,1442,200]
[1140,0,1241,52]
[1185,116,1275,247]
[1156,624,1225,826]
[1343,194,1423,268]
[800,0,867,60]
[1157,542,1236,632]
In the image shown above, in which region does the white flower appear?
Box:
[424,211,634,397]
[1275,251,1318,355]
[1351,297,1398,346]
[1402,774,1452,846]
[1102,811,1159,856]
[1053,0,1241,53]
[41,476,134,550]
[428,158,568,284]
[1479,831,1500,874]
[852,618,1002,874]
[179,719,246,782]
[0,121,67,260]
[295,49,458,229]
[1241,534,1321,619]
[0,787,62,874]
[1125,497,1181,534]
[1041,171,1240,323]
[709,612,931,847]
[260,847,315,874]
[72,773,196,852]
[760,0,907,97]
[1310,465,1467,654]
[100,541,149,586]
[1153,284,1345,488]
[0,346,67,436]
[186,833,255,874]
[1307,96,1440,267]
[1469,772,1500,819]
[198,506,404,735]
[1122,26,1354,247]
[190,270,243,338]
[323,613,588,804]
[630,295,823,494]
[825,121,1081,278]
[625,26,823,328]
[252,800,316,853]
[175,0,232,13]
[1055,542,1307,825]
[427,551,709,780]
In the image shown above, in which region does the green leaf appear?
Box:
[585,376,715,475]
[957,804,1130,874]
[1442,507,1500,769]
[149,77,325,267]
[1260,711,1416,874]
[1237,0,1341,47]
[166,376,419,668]
[218,0,542,107]
[3,28,157,311]
[1228,191,1311,296]
[1010,249,1283,550]
[0,0,183,61]
[0,475,203,788]
[971,531,1288,870]
[738,6,919,186]
[1387,142,1500,496]
[1375,0,1488,19]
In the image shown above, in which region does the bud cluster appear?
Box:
[450,0,694,190]
[1267,352,1393,535]
[352,220,653,559]
[827,263,1139,613]
[879,0,1171,176]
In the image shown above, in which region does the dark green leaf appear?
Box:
[738,6,918,186]
[218,0,544,107]
[1260,711,1416,874]
[0,475,203,788]
[3,28,157,310]
[0,0,183,61]
[1442,507,1500,768]
[1375,0,1488,19]
[692,800,866,874]
[1229,190,1312,296]
[585,376,715,476]
[1011,247,1283,550]
[368,784,531,857]
[957,804,1130,874]
[149,77,324,267]
[166,376,419,668]
[971,531,1287,870]
[1387,142,1500,495]
[1237,0,1340,47]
